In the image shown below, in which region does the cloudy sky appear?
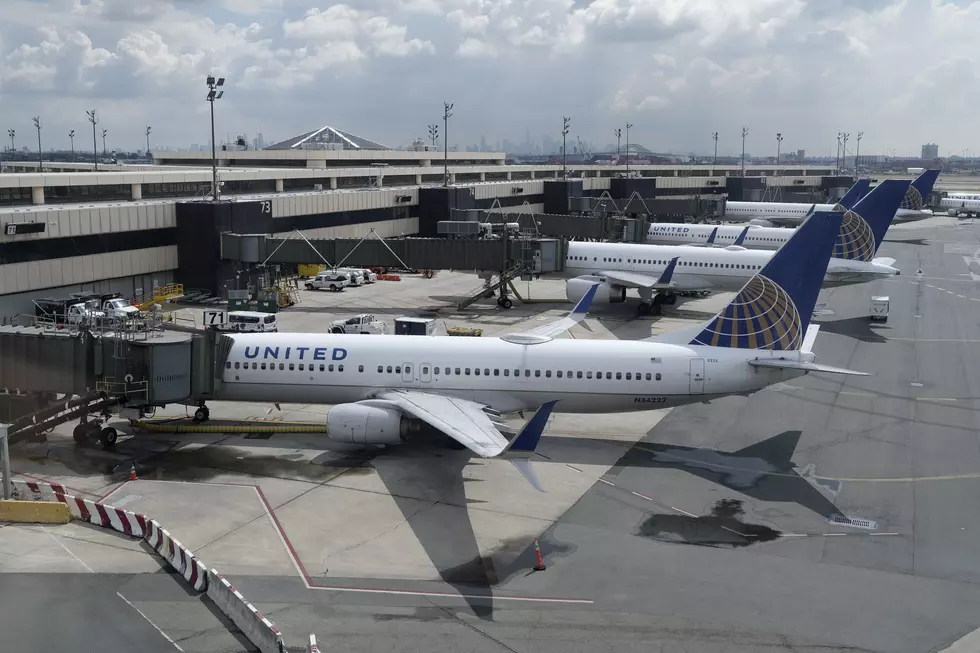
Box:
[0,0,976,157]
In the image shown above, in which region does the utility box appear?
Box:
[394,317,436,336]
[870,296,889,322]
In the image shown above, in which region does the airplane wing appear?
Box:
[374,391,557,490]
[599,258,710,292]
[519,281,597,338]
[377,390,511,457]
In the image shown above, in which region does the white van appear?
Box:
[217,311,278,333]
[357,268,378,283]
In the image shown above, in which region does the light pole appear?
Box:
[206,74,226,201]
[442,101,453,186]
[427,123,438,150]
[855,131,863,173]
[841,132,850,175]
[7,129,13,153]
[561,116,571,178]
[712,131,718,166]
[740,127,749,176]
[69,130,75,160]
[145,126,152,157]
[625,122,633,176]
[836,131,842,174]
[86,110,98,171]
[775,132,783,172]
[614,127,622,165]
[32,117,42,172]
[101,128,108,161]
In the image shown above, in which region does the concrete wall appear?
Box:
[296,216,419,240]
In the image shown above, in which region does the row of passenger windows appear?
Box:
[567,255,761,271]
[227,360,663,381]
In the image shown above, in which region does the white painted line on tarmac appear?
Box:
[116,592,185,652]
[779,533,808,538]
[596,478,615,487]
[563,464,583,473]
[44,529,93,573]
[872,532,901,536]
[823,533,847,537]
[671,506,698,517]
[630,491,653,501]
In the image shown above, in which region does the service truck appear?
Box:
[329,314,388,334]
[305,272,349,292]
[70,292,141,319]
[394,316,436,336]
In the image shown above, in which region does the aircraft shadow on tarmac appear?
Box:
[813,316,891,344]
[882,238,930,247]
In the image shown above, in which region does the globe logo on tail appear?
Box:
[690,275,803,350]
[901,185,923,211]
[833,210,877,262]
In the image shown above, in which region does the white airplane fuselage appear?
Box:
[940,197,980,216]
[647,223,790,250]
[563,241,897,290]
[217,332,807,415]
[724,201,929,225]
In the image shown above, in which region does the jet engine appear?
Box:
[326,403,417,445]
[748,218,776,227]
[566,277,626,304]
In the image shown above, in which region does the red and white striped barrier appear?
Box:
[145,520,207,592]
[11,480,148,538]
[207,569,284,653]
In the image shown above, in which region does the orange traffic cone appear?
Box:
[532,537,547,571]
[129,463,138,481]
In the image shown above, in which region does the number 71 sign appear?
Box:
[204,310,227,326]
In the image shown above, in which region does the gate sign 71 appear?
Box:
[204,310,227,326]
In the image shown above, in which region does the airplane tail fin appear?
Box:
[732,226,750,246]
[687,210,843,350]
[705,227,718,245]
[838,179,871,210]
[903,169,940,211]
[835,179,909,260]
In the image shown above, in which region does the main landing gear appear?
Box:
[637,292,677,316]
[193,402,210,422]
[72,409,118,449]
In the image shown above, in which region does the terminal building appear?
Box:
[0,123,844,320]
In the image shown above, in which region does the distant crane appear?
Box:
[576,136,592,159]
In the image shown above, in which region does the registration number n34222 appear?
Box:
[634,396,667,404]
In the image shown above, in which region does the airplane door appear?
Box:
[401,362,414,383]
[689,358,705,395]
[420,362,432,383]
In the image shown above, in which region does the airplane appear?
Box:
[939,195,980,217]
[644,178,909,251]
[213,211,861,489]
[723,170,939,227]
[720,178,869,226]
[562,179,908,315]
[941,192,980,200]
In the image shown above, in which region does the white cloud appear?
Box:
[0,0,978,158]
[457,37,497,58]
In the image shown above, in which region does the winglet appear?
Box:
[654,257,679,287]
[705,227,719,245]
[503,400,558,492]
[732,226,750,246]
[839,178,871,210]
[571,283,598,315]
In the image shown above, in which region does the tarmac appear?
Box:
[5,217,980,651]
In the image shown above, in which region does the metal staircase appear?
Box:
[457,263,524,310]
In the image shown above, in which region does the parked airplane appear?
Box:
[724,170,939,226]
[940,195,980,217]
[212,211,860,488]
[721,178,869,226]
[563,179,908,314]
[644,179,909,252]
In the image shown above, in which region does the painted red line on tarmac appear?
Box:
[253,485,314,585]
[17,472,101,497]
